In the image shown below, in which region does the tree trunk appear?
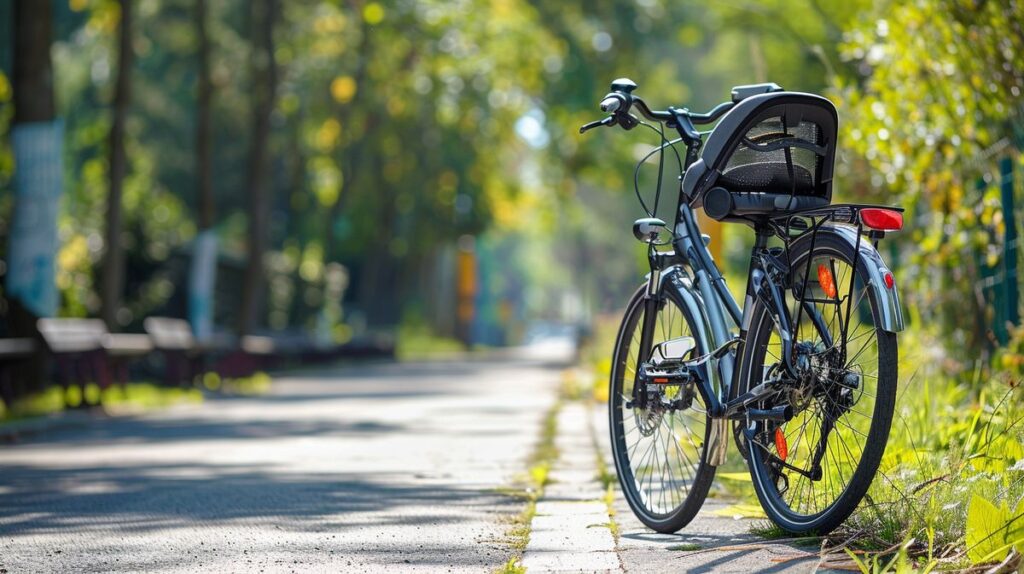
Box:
[237,0,277,336]
[188,0,218,341]
[100,0,134,330]
[195,0,214,231]
[12,0,55,124]
[8,0,58,333]
[8,0,59,395]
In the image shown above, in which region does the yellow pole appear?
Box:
[456,244,477,345]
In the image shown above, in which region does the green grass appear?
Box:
[395,322,467,360]
[0,382,204,423]
[0,372,274,426]
[217,371,273,395]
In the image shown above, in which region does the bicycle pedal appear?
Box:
[637,363,693,385]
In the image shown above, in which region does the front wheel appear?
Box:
[609,285,716,533]
[739,235,898,535]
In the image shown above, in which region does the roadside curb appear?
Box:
[522,402,622,573]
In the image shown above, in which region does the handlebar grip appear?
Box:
[600,96,622,113]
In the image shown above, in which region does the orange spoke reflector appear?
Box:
[817,264,837,299]
[774,427,788,461]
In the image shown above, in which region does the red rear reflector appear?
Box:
[860,208,903,231]
[653,377,669,383]
[774,428,788,461]
[884,271,895,289]
[817,264,837,298]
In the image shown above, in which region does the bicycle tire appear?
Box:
[609,285,717,533]
[738,234,897,535]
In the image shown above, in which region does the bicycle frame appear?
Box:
[633,133,904,434]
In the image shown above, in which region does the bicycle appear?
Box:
[580,78,904,535]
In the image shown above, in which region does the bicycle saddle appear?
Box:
[682,91,838,221]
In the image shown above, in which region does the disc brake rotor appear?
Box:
[635,406,663,436]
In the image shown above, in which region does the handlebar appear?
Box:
[579,78,737,136]
[684,101,736,125]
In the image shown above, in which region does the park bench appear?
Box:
[36,318,153,405]
[144,317,279,382]
[144,317,200,386]
[103,329,154,388]
[214,334,276,378]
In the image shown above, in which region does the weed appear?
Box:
[494,557,526,574]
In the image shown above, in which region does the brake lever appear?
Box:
[579,115,615,134]
[617,113,639,131]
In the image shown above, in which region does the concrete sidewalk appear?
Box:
[522,398,824,573]
[522,403,620,573]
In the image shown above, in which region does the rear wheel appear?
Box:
[740,236,897,534]
[609,285,716,533]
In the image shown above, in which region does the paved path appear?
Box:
[0,358,827,573]
[0,360,558,573]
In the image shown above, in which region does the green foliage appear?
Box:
[832,0,1024,358]
[395,322,466,360]
[965,494,1024,564]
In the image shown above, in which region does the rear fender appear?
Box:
[793,225,904,333]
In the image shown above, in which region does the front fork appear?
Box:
[632,251,663,410]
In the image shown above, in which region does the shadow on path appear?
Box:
[0,462,495,536]
[0,359,541,539]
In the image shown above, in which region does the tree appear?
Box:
[237,0,278,335]
[188,0,218,341]
[4,0,61,400]
[6,0,59,335]
[100,0,134,329]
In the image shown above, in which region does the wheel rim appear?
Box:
[611,293,709,519]
[747,247,886,523]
